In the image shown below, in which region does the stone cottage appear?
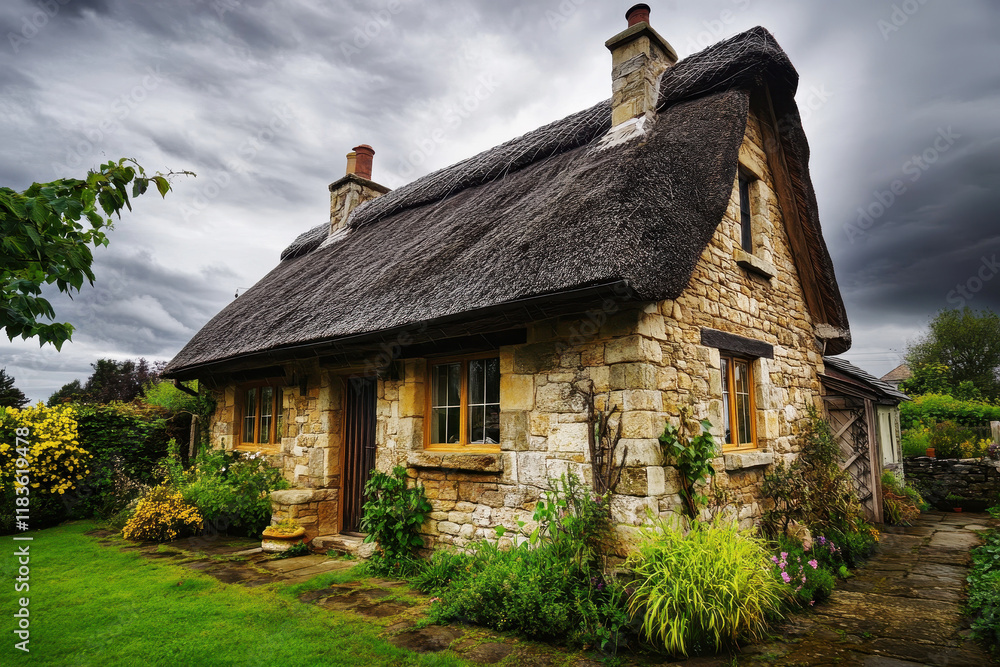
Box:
[163,6,853,551]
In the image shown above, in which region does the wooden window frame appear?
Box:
[720,355,758,451]
[236,380,285,451]
[424,352,501,453]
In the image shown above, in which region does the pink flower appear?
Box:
[809,600,815,606]
[771,556,779,564]
[781,572,791,583]
[780,552,788,560]
[809,559,818,569]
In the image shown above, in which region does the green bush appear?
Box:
[421,474,628,653]
[761,409,879,567]
[626,517,782,656]
[360,466,432,577]
[967,511,1000,655]
[161,448,288,537]
[901,425,932,457]
[900,393,1000,430]
[770,537,836,607]
[881,470,925,524]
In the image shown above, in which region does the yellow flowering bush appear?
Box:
[122,486,203,542]
[0,403,91,495]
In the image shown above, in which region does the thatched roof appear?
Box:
[823,357,910,404]
[164,27,850,379]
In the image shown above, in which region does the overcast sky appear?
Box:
[2,0,998,403]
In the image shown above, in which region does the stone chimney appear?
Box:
[606,4,677,128]
[329,144,389,235]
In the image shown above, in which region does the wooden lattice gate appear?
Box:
[823,393,883,523]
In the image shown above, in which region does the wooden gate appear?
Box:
[341,377,377,534]
[822,393,882,523]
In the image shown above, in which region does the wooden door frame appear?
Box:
[338,374,377,535]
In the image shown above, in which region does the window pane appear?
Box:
[467,357,500,445]
[739,172,753,252]
[259,386,273,444]
[470,404,485,444]
[468,359,485,406]
[433,363,461,408]
[242,387,257,443]
[275,388,284,442]
[721,359,732,445]
[485,357,500,404]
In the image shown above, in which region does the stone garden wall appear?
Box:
[903,457,1000,512]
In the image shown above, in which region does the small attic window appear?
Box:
[738,170,754,253]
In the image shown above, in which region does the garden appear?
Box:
[3,365,997,662]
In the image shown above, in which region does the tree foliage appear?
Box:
[0,368,30,409]
[83,358,163,404]
[904,308,1000,401]
[47,379,84,406]
[1,158,180,350]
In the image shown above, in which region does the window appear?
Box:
[720,355,756,449]
[426,355,500,450]
[239,383,284,448]
[738,170,754,252]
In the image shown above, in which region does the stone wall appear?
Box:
[903,456,1000,512]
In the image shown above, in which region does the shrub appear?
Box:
[121,485,203,541]
[161,448,287,537]
[360,466,432,577]
[761,409,879,567]
[899,393,1000,430]
[770,537,836,607]
[923,420,990,459]
[0,404,91,533]
[967,516,1000,655]
[626,517,782,656]
[70,402,176,519]
[881,470,924,525]
[424,474,628,653]
[901,424,932,457]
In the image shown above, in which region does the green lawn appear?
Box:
[0,522,469,666]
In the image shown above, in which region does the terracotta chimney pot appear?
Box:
[625,3,650,27]
[353,144,375,180]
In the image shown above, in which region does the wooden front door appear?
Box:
[341,377,377,534]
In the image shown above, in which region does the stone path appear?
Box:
[741,511,995,666]
[90,511,996,665]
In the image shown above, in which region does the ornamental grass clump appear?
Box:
[121,485,203,541]
[626,517,782,657]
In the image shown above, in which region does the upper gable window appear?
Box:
[426,354,500,451]
[738,170,754,253]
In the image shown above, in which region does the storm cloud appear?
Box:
[1,0,998,401]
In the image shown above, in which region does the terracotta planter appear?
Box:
[262,526,305,540]
[926,448,935,458]
[953,507,963,513]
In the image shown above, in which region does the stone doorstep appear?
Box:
[313,534,376,559]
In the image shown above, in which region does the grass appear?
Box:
[0,521,470,666]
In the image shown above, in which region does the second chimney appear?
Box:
[329,144,389,235]
[606,4,677,128]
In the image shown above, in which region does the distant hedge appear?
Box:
[900,393,1000,430]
